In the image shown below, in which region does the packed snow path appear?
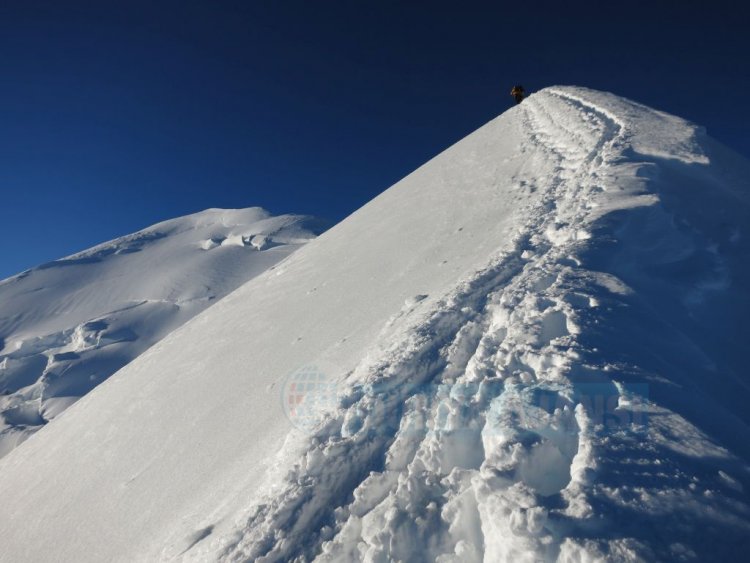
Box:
[1,87,749,562]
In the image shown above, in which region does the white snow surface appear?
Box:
[1,87,750,562]
[0,207,322,458]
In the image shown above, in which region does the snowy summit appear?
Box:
[0,208,323,457]
[1,87,749,562]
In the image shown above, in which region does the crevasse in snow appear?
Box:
[0,87,749,562]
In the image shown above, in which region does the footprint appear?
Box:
[537,310,569,345]
[179,525,215,555]
[404,294,428,308]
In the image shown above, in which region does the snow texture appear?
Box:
[0,208,322,458]
[1,87,749,562]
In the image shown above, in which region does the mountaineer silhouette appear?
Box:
[510,85,525,104]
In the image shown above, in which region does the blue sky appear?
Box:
[1,0,748,279]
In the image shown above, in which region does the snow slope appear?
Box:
[0,208,322,458]
[1,87,749,562]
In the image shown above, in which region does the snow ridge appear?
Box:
[1,87,749,563]
[194,89,750,562]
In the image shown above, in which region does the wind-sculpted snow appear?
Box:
[0,87,749,562]
[0,208,322,458]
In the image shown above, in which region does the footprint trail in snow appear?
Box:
[209,89,750,562]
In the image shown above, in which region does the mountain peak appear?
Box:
[1,89,748,561]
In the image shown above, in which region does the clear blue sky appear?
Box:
[1,0,748,279]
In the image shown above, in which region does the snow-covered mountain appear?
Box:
[1,87,749,562]
[0,208,323,457]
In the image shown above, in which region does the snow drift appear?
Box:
[0,208,322,458]
[1,87,749,562]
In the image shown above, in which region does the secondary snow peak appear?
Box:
[1,88,749,562]
[0,207,322,458]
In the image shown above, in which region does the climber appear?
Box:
[510,85,525,104]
